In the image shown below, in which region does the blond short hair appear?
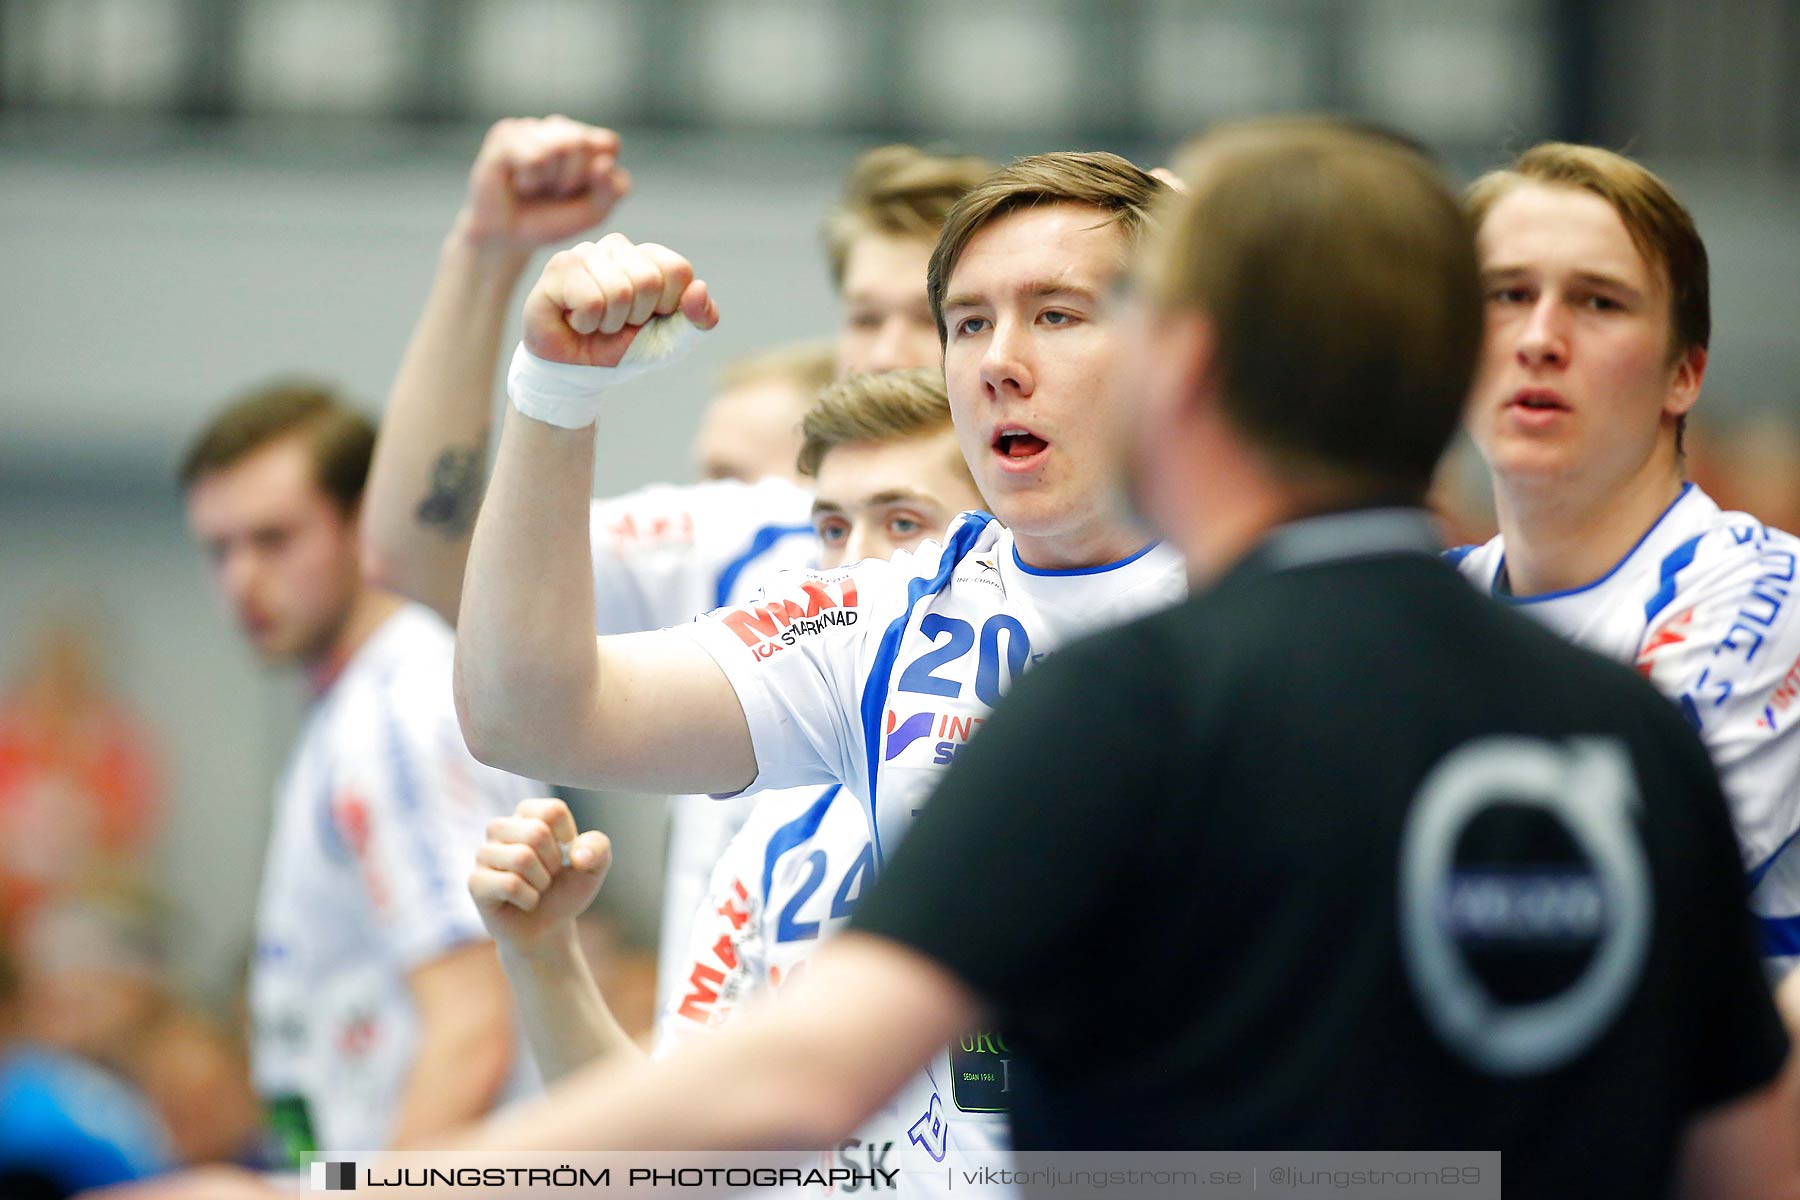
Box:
[797,368,954,478]
[822,145,996,289]
[1465,143,1709,356]
[927,152,1167,342]
[717,339,838,400]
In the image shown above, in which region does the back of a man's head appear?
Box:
[1144,118,1482,501]
[177,380,375,511]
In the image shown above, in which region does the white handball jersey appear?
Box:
[678,511,1186,1190]
[250,605,541,1155]
[585,475,819,1024]
[1452,484,1800,968]
[655,785,901,1193]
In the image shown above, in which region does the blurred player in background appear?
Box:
[358,116,993,1027]
[1451,144,1800,975]
[178,384,539,1162]
[468,368,983,1191]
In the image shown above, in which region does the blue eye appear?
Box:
[954,316,989,337]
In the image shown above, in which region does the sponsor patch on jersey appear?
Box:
[949,1031,1015,1113]
[600,508,696,550]
[1760,650,1800,732]
[718,576,860,660]
[907,1092,948,1163]
[952,553,1006,595]
[883,708,987,766]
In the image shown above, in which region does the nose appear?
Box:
[842,523,882,566]
[1515,294,1568,370]
[217,546,259,609]
[979,318,1035,401]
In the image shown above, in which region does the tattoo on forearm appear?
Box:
[416,446,484,537]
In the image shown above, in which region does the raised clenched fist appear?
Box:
[469,797,614,955]
[521,232,720,368]
[459,115,630,253]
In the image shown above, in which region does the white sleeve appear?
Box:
[1637,522,1800,875]
[588,478,818,635]
[652,826,768,1059]
[346,665,540,970]
[674,555,906,797]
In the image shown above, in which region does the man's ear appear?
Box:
[1159,310,1220,425]
[1665,343,1707,421]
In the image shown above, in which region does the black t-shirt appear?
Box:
[850,509,1787,1196]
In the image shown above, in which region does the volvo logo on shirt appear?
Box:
[1399,736,1651,1077]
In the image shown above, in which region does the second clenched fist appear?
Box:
[460,115,630,253]
[522,233,720,368]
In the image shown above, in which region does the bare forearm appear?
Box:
[465,1002,849,1153]
[500,927,640,1084]
[455,403,602,778]
[364,230,531,623]
[388,1010,515,1147]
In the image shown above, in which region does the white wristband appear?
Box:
[507,312,705,430]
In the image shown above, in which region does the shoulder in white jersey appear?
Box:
[1452,483,1800,965]
[675,510,1184,1192]
[589,475,818,634]
[250,604,541,1155]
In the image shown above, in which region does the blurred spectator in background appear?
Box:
[18,889,264,1168]
[1688,410,1800,536]
[0,614,163,935]
[1,934,171,1197]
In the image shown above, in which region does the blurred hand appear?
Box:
[522,233,719,368]
[458,116,630,253]
[469,797,613,956]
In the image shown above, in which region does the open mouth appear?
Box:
[1509,388,1569,413]
[992,426,1049,460]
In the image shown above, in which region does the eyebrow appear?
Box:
[1481,264,1647,299]
[812,489,933,517]
[940,279,1103,313]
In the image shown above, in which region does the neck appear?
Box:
[304,588,403,694]
[1494,460,1685,597]
[1011,517,1154,573]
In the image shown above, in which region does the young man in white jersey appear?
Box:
[1449,144,1800,975]
[452,150,1183,1177]
[175,385,539,1172]
[358,117,994,1023]
[466,369,984,1191]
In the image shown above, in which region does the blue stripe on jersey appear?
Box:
[1748,827,1800,893]
[1441,545,1477,568]
[1759,912,1800,959]
[378,674,455,914]
[1643,533,1706,623]
[1010,537,1159,577]
[761,786,840,902]
[858,513,995,867]
[714,523,816,610]
[1497,482,1695,604]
